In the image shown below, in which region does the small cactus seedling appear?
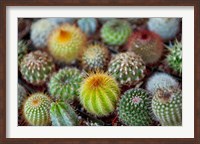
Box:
[146,72,179,94]
[18,84,27,110]
[166,40,182,74]
[79,72,120,117]
[50,102,79,126]
[81,44,110,71]
[117,88,153,126]
[126,30,163,64]
[77,18,98,36]
[47,18,75,25]
[31,19,57,48]
[23,93,52,126]
[20,50,55,86]
[18,40,28,66]
[108,52,146,86]
[48,67,83,102]
[48,24,87,63]
[147,18,181,41]
[152,88,182,126]
[101,19,132,46]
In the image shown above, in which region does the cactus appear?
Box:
[98,18,116,24]
[31,19,57,48]
[81,44,110,71]
[18,84,27,110]
[23,93,52,126]
[77,18,98,36]
[48,67,83,102]
[101,19,132,46]
[166,40,182,74]
[48,24,87,63]
[117,88,153,126]
[146,72,179,94]
[108,52,146,86]
[127,18,148,26]
[126,30,163,64]
[147,18,181,41]
[152,88,182,126]
[20,50,55,86]
[18,40,28,66]
[50,102,79,126]
[79,72,120,117]
[47,18,75,25]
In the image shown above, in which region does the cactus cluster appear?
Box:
[48,67,83,102]
[81,44,110,72]
[117,88,153,126]
[50,102,79,126]
[152,87,182,126]
[48,24,87,63]
[126,30,163,64]
[23,93,52,126]
[77,18,98,36]
[108,52,146,86]
[146,72,179,94]
[79,72,120,117]
[166,40,182,74]
[31,19,57,48]
[147,18,180,41]
[101,19,132,46]
[20,50,55,85]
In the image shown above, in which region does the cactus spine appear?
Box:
[79,72,120,117]
[50,102,79,126]
[23,93,52,126]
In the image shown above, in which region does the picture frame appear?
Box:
[0,0,199,143]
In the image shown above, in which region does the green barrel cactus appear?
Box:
[23,93,52,126]
[146,72,179,94]
[20,50,55,86]
[50,102,79,126]
[48,67,83,102]
[77,18,98,36]
[117,88,153,126]
[152,88,182,126]
[48,24,87,63]
[18,40,28,66]
[166,40,182,74]
[81,44,110,72]
[126,30,164,64]
[79,72,120,117]
[101,19,131,46]
[18,84,27,110]
[108,52,146,86]
[31,19,57,48]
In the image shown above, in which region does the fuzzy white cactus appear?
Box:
[147,18,181,41]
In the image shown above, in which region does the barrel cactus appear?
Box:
[77,18,98,36]
[101,19,132,46]
[20,50,55,86]
[18,84,27,110]
[117,88,153,126]
[147,18,181,41]
[18,40,28,66]
[152,87,182,126]
[81,44,110,71]
[108,52,146,86]
[48,67,83,102]
[50,102,79,126]
[31,19,57,48]
[166,40,182,74]
[48,24,87,63]
[23,93,52,126]
[79,72,120,117]
[146,72,179,94]
[47,18,75,25]
[126,30,164,64]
